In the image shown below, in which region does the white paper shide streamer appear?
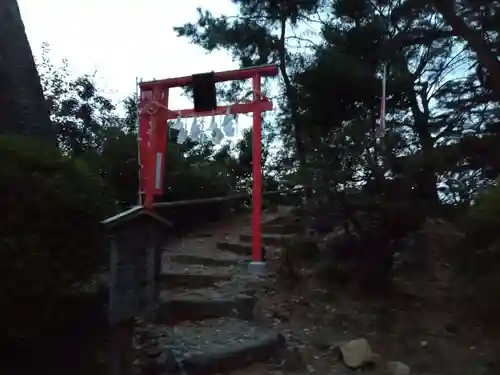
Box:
[189,117,202,141]
[221,107,235,137]
[172,112,183,130]
[177,126,187,144]
[175,109,237,145]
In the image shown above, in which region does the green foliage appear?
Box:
[172,0,500,202]
[0,135,113,340]
[99,129,140,206]
[37,44,119,155]
[445,180,500,321]
[462,180,500,250]
[277,235,319,281]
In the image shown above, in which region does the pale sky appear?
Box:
[18,0,242,112]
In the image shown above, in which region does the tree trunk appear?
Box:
[278,16,312,201]
[0,0,55,143]
[398,55,439,203]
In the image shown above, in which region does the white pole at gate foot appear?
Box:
[136,77,143,206]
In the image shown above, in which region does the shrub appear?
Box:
[0,135,114,341]
[462,180,500,250]
[449,181,500,322]
[277,235,320,281]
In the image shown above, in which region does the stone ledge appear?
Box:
[159,272,231,289]
[156,294,256,324]
[180,333,284,375]
[168,253,248,267]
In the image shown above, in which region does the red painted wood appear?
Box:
[139,64,278,90]
[165,100,273,120]
[251,73,263,262]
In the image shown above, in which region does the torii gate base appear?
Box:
[138,64,279,274]
[247,260,266,275]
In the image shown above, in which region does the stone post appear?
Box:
[102,205,171,375]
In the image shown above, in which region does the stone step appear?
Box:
[216,241,258,255]
[158,318,284,375]
[159,271,231,289]
[168,253,248,267]
[262,223,303,234]
[263,215,302,227]
[239,233,295,247]
[262,215,290,226]
[157,290,256,324]
[159,262,238,289]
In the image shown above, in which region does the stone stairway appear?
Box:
[137,207,299,375]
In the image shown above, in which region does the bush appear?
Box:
[0,135,114,341]
[457,181,500,289]
[277,235,320,281]
[462,180,500,250]
[446,182,500,322]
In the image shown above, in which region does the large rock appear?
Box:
[340,338,374,369]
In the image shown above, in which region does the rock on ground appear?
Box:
[340,338,374,369]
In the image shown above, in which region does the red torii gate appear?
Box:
[138,64,279,268]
